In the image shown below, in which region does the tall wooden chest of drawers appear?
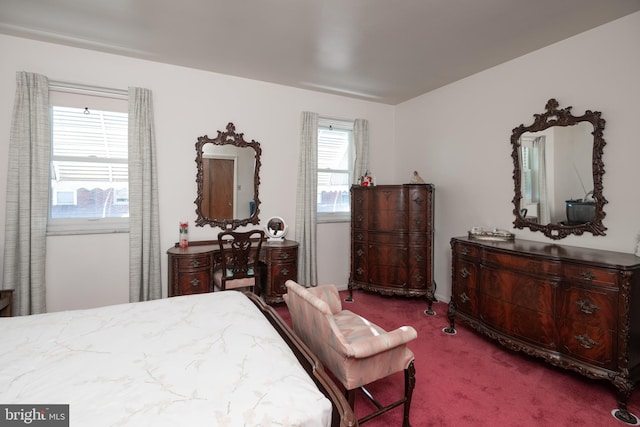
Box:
[349,184,435,312]
[447,236,640,423]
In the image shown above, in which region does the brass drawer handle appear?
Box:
[190,260,201,268]
[356,248,364,257]
[580,271,596,281]
[574,334,598,349]
[280,252,290,260]
[459,267,470,279]
[280,268,289,276]
[356,267,365,276]
[190,278,200,287]
[459,292,471,303]
[575,299,600,315]
[460,247,469,256]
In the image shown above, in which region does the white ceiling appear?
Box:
[1,0,639,105]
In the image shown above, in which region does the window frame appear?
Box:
[47,88,129,236]
[316,118,354,223]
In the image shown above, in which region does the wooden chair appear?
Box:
[213,230,264,293]
[284,280,417,427]
[0,289,14,317]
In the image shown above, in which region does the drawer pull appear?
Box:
[190,260,201,268]
[414,254,424,262]
[575,299,601,315]
[280,268,289,276]
[356,248,364,257]
[357,233,364,240]
[460,248,469,256]
[413,218,422,227]
[459,267,470,278]
[459,292,471,303]
[574,334,599,349]
[580,271,596,281]
[190,278,200,287]
[280,253,290,260]
[414,274,424,283]
[413,196,424,205]
[356,267,365,276]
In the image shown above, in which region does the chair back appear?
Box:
[217,229,265,281]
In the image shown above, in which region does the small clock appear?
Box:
[265,216,288,240]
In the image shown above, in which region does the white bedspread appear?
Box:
[0,292,331,427]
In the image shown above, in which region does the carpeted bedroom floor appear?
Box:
[274,289,640,427]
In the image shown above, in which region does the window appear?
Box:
[317,118,353,222]
[48,88,129,235]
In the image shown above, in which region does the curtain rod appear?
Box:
[49,80,128,100]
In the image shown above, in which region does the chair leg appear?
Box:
[402,360,416,427]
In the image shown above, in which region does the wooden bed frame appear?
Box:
[247,292,357,427]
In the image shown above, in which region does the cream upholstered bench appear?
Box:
[284,280,417,427]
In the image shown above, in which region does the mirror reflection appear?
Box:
[512,99,607,240]
[195,123,261,230]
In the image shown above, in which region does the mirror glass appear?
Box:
[512,99,607,240]
[195,122,261,230]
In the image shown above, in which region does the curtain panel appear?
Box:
[2,72,50,315]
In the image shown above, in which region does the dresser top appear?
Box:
[453,236,640,269]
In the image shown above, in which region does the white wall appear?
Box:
[395,12,640,302]
[0,34,395,311]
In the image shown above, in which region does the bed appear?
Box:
[0,291,355,427]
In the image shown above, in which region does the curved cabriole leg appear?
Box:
[424,282,436,316]
[402,361,416,427]
[612,381,638,425]
[442,300,457,335]
[344,283,354,302]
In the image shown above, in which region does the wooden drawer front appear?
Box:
[484,252,560,276]
[558,320,615,369]
[452,260,478,316]
[372,189,406,212]
[559,285,617,330]
[352,243,369,282]
[352,211,368,229]
[563,264,618,288]
[369,263,407,287]
[408,232,430,246]
[369,232,408,245]
[371,210,407,232]
[369,244,407,268]
[478,297,556,350]
[269,247,297,263]
[480,267,555,315]
[177,255,211,270]
[408,211,429,232]
[176,269,210,295]
[270,263,297,295]
[351,188,370,211]
[452,242,479,259]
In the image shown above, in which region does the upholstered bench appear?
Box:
[284,280,417,427]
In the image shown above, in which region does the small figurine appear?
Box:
[410,171,425,184]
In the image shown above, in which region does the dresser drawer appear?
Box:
[452,242,479,258]
[176,269,211,295]
[268,247,297,263]
[558,319,615,369]
[484,251,561,276]
[559,285,617,330]
[480,266,556,315]
[562,264,618,287]
[176,255,211,270]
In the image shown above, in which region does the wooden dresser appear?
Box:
[349,184,436,313]
[448,236,640,423]
[167,239,298,304]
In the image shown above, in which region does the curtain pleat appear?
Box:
[2,72,50,315]
[128,87,162,302]
[295,112,319,286]
[353,118,369,183]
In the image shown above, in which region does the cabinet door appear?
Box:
[479,266,557,349]
[176,269,211,295]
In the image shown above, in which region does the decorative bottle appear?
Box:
[179,221,189,248]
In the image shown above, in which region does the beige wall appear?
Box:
[0,34,395,311]
[395,11,640,302]
[1,11,639,311]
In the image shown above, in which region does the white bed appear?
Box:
[0,291,354,426]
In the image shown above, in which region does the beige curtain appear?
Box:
[295,112,319,286]
[128,87,162,302]
[2,72,50,315]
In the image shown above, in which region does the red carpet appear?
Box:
[274,289,640,426]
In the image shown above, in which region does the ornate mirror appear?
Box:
[195,122,262,229]
[511,99,607,240]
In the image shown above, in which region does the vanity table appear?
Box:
[447,236,640,423]
[167,239,298,304]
